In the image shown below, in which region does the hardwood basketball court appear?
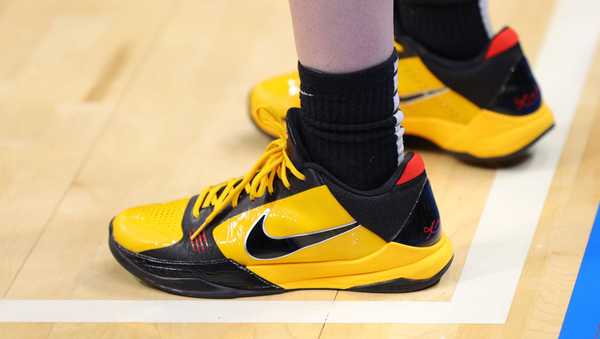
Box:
[1,0,599,337]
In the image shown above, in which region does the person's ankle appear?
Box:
[297,52,405,190]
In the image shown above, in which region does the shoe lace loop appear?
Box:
[190,113,304,240]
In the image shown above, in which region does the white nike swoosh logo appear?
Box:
[399,87,448,105]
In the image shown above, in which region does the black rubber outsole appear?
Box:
[348,258,453,293]
[109,225,453,299]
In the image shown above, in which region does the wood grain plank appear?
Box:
[0,0,175,296]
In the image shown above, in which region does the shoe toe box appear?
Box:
[111,198,189,253]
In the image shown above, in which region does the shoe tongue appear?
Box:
[485,27,519,60]
[285,108,310,168]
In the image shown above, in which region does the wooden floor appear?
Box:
[1,0,599,338]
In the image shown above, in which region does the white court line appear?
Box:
[1,0,599,323]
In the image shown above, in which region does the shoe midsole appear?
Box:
[247,234,453,290]
[404,103,555,158]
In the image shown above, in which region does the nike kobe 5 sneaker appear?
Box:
[109,110,453,298]
[249,27,555,163]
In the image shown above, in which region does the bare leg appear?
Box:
[287,0,401,190]
[289,0,394,73]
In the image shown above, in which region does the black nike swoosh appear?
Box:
[245,209,360,260]
[398,87,448,105]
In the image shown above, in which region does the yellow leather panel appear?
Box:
[212,186,387,265]
[249,234,453,289]
[112,198,189,253]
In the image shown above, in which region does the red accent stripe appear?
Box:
[485,27,519,60]
[200,232,207,251]
[196,235,203,252]
[189,231,198,252]
[396,153,425,185]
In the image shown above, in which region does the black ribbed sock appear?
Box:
[394,0,490,59]
[297,52,403,191]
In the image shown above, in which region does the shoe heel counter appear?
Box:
[393,178,442,247]
[323,153,441,244]
[487,55,542,115]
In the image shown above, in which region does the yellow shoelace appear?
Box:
[189,114,304,240]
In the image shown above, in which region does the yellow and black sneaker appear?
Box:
[109,110,453,298]
[250,27,554,164]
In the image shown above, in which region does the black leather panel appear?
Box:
[323,172,427,242]
[394,35,541,115]
[487,57,542,115]
[122,243,278,290]
[393,179,441,247]
[419,43,523,108]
